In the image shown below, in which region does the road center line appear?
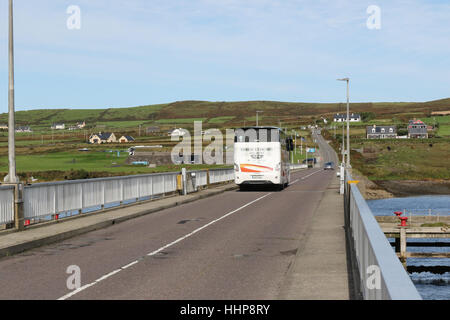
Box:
[57,193,272,300]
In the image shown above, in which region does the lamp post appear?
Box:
[6,0,18,183]
[256,111,263,126]
[337,77,350,168]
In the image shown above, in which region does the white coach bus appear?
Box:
[234,126,293,190]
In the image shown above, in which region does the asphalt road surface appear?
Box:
[0,132,338,300]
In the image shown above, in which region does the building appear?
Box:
[88,132,117,144]
[366,125,397,139]
[0,124,8,130]
[51,123,65,130]
[119,135,135,143]
[334,113,361,122]
[169,128,187,137]
[16,126,32,133]
[77,121,86,129]
[408,119,428,138]
[146,126,160,134]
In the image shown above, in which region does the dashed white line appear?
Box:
[57,193,272,300]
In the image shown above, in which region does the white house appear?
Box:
[16,126,32,133]
[51,123,65,130]
[169,128,187,137]
[333,113,361,122]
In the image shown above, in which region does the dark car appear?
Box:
[324,162,334,170]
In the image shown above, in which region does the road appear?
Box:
[0,131,339,300]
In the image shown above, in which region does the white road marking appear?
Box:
[57,193,272,300]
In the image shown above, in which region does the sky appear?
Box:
[0,0,449,112]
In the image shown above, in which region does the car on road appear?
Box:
[324,162,334,170]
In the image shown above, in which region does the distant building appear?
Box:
[334,113,361,122]
[408,119,428,139]
[119,135,135,143]
[366,125,397,139]
[77,121,86,129]
[88,132,117,144]
[0,124,8,130]
[169,128,187,137]
[146,126,160,134]
[51,123,65,130]
[16,126,32,133]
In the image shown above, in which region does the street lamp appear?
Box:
[337,77,350,168]
[256,111,263,126]
[6,0,18,183]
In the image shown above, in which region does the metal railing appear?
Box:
[23,172,178,221]
[344,169,422,300]
[0,185,15,225]
[290,164,307,170]
[209,168,235,184]
[0,169,236,229]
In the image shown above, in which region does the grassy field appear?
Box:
[1,97,449,182]
[323,127,450,181]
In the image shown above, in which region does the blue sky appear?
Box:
[0,0,449,112]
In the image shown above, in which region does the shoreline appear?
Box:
[351,171,450,200]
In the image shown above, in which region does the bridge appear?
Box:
[0,131,421,300]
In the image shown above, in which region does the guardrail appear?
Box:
[344,169,422,300]
[290,164,308,170]
[209,168,235,184]
[0,185,15,226]
[1,168,235,230]
[23,172,178,222]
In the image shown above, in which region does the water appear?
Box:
[368,195,450,216]
[367,195,450,300]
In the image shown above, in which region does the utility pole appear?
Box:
[256,111,263,126]
[337,77,350,168]
[6,0,17,183]
[294,131,297,155]
[300,136,303,155]
[342,122,345,165]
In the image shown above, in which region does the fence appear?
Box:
[0,185,15,226]
[209,168,235,184]
[290,164,307,170]
[1,168,235,230]
[344,169,422,300]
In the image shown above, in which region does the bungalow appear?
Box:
[366,125,397,139]
[88,132,117,144]
[169,128,187,137]
[51,123,65,130]
[334,113,361,122]
[16,126,32,133]
[119,135,135,143]
[408,119,428,139]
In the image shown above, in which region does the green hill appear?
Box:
[1,98,449,128]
